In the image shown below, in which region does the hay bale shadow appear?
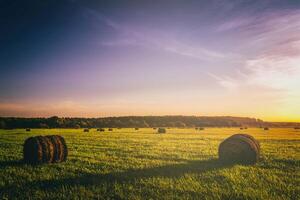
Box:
[1,158,233,198]
[0,160,24,169]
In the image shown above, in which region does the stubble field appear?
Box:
[0,128,299,199]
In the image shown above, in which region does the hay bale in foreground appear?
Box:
[23,135,67,164]
[26,128,31,132]
[83,128,89,132]
[218,134,260,165]
[158,128,166,134]
[46,135,68,162]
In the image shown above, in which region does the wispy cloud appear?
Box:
[85,8,226,61]
[211,9,300,118]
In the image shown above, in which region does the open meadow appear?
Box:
[0,128,299,199]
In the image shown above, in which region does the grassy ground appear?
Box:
[0,128,299,199]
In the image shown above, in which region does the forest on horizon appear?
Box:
[0,116,299,129]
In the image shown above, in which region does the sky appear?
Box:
[0,0,300,122]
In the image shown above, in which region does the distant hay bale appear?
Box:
[100,128,105,132]
[218,134,260,165]
[23,135,67,164]
[199,127,204,130]
[294,127,300,130]
[244,127,248,129]
[108,128,113,131]
[153,128,157,130]
[195,128,198,130]
[158,128,166,134]
[26,128,31,132]
[264,127,269,130]
[97,128,100,131]
[83,128,89,132]
[135,128,139,130]
[240,127,244,130]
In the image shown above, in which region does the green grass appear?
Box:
[0,128,299,199]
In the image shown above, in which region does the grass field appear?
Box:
[0,128,299,199]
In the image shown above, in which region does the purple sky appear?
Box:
[1,0,300,121]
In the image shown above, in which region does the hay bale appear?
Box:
[135,128,139,130]
[23,135,67,164]
[153,128,157,130]
[240,127,244,130]
[23,136,53,164]
[199,127,204,130]
[158,128,166,134]
[46,135,68,162]
[83,128,89,132]
[108,128,113,131]
[100,128,105,132]
[294,127,300,130]
[26,128,31,132]
[218,134,260,165]
[264,127,269,130]
[195,128,198,130]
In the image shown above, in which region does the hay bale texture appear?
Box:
[218,134,260,165]
[158,128,166,134]
[23,135,67,164]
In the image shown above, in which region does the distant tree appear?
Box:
[0,121,6,129]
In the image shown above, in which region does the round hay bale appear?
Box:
[23,135,67,164]
[100,128,105,132]
[46,135,68,163]
[97,128,100,131]
[26,128,31,132]
[108,128,113,131]
[23,136,54,164]
[158,128,166,134]
[264,127,269,130]
[153,128,157,130]
[240,127,244,130]
[83,128,89,132]
[135,128,139,130]
[199,127,204,130]
[218,134,260,165]
[195,128,198,130]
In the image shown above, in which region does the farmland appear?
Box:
[0,128,299,199]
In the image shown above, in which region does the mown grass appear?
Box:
[0,128,299,199]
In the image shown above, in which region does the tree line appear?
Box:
[0,116,299,129]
